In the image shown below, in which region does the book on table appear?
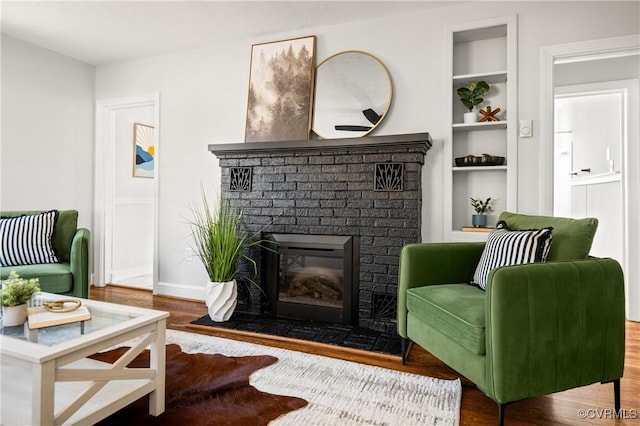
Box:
[27,304,91,329]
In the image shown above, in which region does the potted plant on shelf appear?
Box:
[470,197,492,228]
[457,81,490,123]
[189,189,261,322]
[1,271,40,326]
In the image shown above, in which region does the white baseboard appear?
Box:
[111,264,152,282]
[155,281,205,301]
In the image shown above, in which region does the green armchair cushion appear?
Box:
[407,283,486,355]
[498,211,597,261]
[398,242,485,338]
[4,263,72,294]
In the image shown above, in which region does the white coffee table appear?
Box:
[0,293,169,425]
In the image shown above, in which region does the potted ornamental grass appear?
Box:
[189,189,261,322]
[470,197,493,228]
[1,271,40,326]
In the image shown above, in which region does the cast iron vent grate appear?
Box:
[374,163,403,191]
[372,291,397,322]
[229,167,252,191]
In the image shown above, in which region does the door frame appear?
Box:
[540,35,639,320]
[94,94,160,292]
[539,34,638,213]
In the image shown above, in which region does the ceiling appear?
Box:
[1,1,457,66]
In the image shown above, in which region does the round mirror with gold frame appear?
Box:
[312,50,392,139]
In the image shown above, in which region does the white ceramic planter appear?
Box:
[205,280,237,322]
[463,112,478,123]
[2,303,27,326]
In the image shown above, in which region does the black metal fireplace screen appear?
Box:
[262,234,359,324]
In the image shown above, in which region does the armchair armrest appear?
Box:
[485,257,625,403]
[398,242,485,337]
[69,228,91,299]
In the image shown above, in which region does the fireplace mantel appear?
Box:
[208,132,432,156]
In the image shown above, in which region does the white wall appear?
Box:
[0,35,95,229]
[111,105,155,281]
[555,54,640,86]
[93,1,639,296]
[555,92,622,176]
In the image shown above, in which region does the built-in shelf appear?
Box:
[461,226,494,233]
[453,166,507,172]
[453,25,507,43]
[452,121,507,132]
[445,15,518,239]
[453,71,507,86]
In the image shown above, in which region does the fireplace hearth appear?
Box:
[209,132,431,332]
[262,233,359,324]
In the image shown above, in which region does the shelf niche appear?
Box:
[445,16,518,240]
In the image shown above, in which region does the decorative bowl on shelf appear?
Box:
[455,154,505,167]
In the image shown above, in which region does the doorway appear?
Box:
[94,94,160,292]
[540,36,640,321]
[553,83,631,265]
[110,105,155,289]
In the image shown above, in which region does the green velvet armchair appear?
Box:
[398,212,625,424]
[0,210,90,299]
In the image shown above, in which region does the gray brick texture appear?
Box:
[215,142,426,331]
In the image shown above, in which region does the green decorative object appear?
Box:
[188,189,260,283]
[470,197,492,227]
[1,271,41,326]
[1,271,40,307]
[470,197,493,215]
[188,188,264,322]
[457,81,490,112]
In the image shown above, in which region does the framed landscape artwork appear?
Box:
[133,123,155,178]
[244,35,316,142]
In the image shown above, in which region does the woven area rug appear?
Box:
[167,329,462,425]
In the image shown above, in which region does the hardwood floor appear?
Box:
[91,285,639,425]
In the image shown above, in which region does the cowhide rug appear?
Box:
[92,344,308,425]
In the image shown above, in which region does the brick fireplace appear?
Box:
[208,132,431,332]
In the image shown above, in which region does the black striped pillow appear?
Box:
[472,221,553,290]
[0,211,60,267]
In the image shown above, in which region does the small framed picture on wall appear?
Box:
[133,123,155,178]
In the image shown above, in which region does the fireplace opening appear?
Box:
[262,234,360,325]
